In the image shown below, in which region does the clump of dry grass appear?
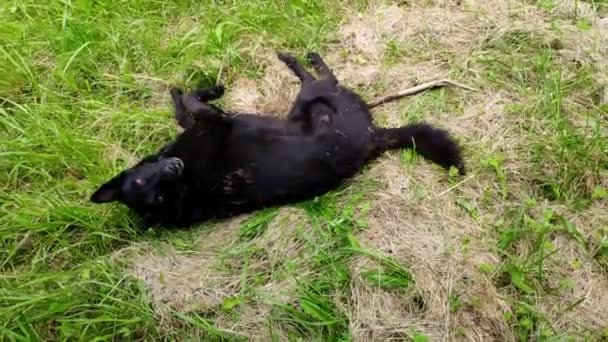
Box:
[130,208,321,338]
[129,217,245,315]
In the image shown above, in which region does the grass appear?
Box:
[466,10,607,339]
[0,1,346,339]
[2,0,608,340]
[475,28,606,205]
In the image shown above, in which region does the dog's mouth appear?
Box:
[159,157,184,179]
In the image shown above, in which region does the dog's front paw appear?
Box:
[306,52,323,66]
[211,84,225,97]
[277,52,297,65]
[193,85,225,102]
[170,87,183,98]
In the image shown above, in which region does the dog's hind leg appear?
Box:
[277,53,316,84]
[306,52,338,85]
[278,52,338,133]
[285,81,339,134]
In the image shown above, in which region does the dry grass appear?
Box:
[130,208,318,339]
[124,0,608,340]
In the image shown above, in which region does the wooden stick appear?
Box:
[368,79,477,109]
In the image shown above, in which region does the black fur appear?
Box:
[90,155,186,225]
[90,52,465,228]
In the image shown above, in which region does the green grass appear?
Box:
[0,1,349,339]
[211,189,413,340]
[467,18,607,340]
[2,0,608,340]
[474,27,607,205]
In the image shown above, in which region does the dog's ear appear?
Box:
[90,174,124,203]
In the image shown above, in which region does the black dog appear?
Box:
[90,52,465,228]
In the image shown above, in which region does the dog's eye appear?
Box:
[135,178,145,187]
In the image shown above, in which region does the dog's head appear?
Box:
[90,156,185,216]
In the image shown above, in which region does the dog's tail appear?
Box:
[373,123,465,174]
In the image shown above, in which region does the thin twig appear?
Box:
[432,173,476,199]
[368,79,477,109]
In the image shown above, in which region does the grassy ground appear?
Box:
[1,0,607,340]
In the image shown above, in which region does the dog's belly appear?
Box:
[215,132,365,210]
